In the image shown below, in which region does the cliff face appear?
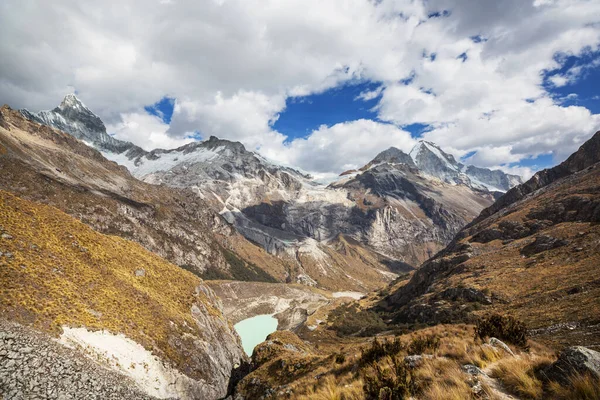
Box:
[0,189,246,399]
[382,131,600,347]
[325,165,485,266]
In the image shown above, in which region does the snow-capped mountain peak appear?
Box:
[362,140,522,193]
[409,140,460,172]
[20,95,144,156]
[58,93,89,112]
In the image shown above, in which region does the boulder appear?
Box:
[488,338,515,357]
[520,235,568,257]
[543,346,600,385]
[462,364,487,376]
[404,354,433,369]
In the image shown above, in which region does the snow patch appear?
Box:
[297,238,328,261]
[132,146,224,178]
[59,327,198,399]
[332,291,365,300]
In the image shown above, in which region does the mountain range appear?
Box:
[19,94,522,283]
[2,93,599,399]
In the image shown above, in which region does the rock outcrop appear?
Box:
[543,346,600,385]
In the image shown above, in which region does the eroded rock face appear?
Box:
[543,346,600,385]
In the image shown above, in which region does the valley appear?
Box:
[1,95,599,400]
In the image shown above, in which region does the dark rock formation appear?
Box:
[437,287,492,304]
[543,346,600,385]
[520,235,569,257]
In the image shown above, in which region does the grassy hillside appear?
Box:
[382,149,600,347]
[0,104,289,283]
[0,189,231,378]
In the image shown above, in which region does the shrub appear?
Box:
[360,337,404,366]
[475,314,528,348]
[363,356,417,400]
[335,353,346,364]
[407,335,440,355]
[549,373,600,400]
[329,304,387,337]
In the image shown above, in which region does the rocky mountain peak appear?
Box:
[20,95,143,157]
[371,147,416,167]
[409,140,460,171]
[202,135,248,153]
[562,130,600,173]
[58,93,88,112]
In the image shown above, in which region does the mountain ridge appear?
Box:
[16,94,522,276]
[380,130,600,347]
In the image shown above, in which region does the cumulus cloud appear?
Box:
[270,119,417,175]
[106,112,194,151]
[1,0,600,176]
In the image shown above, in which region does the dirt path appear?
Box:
[481,360,520,400]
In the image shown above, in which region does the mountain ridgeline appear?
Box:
[381,130,600,347]
[18,95,522,287]
[2,94,600,400]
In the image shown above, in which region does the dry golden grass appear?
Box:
[490,355,554,399]
[417,357,473,399]
[0,190,223,378]
[299,376,364,400]
[549,374,600,400]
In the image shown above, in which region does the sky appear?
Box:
[1,0,600,180]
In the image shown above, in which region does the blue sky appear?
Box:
[143,49,600,172]
[272,82,382,140]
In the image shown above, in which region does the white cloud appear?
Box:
[1,0,600,177]
[106,112,194,150]
[355,87,384,102]
[269,119,416,174]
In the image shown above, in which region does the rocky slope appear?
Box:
[382,131,600,347]
[329,150,499,265]
[0,320,154,400]
[0,104,293,283]
[18,94,522,288]
[0,189,246,399]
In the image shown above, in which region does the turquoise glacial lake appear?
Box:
[234,314,278,356]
